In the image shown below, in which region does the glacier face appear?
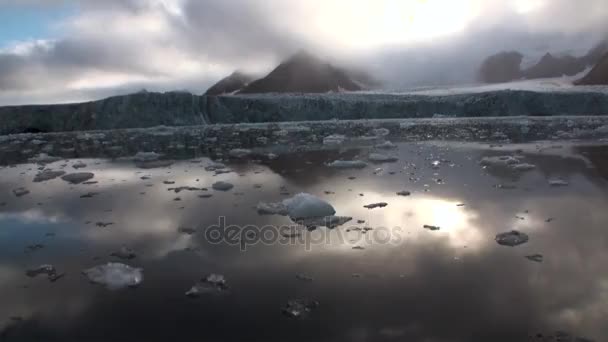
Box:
[2,88,608,134]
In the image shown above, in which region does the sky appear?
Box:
[0,0,607,105]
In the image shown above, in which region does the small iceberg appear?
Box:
[364,202,388,209]
[12,187,30,197]
[29,153,61,164]
[212,181,234,191]
[323,134,346,145]
[110,246,137,260]
[133,151,162,162]
[368,153,398,163]
[326,160,367,169]
[282,193,336,219]
[228,148,252,158]
[282,299,319,319]
[33,170,66,182]
[61,172,95,184]
[185,274,228,297]
[83,263,143,289]
[495,230,529,247]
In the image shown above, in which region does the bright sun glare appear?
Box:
[313,0,478,49]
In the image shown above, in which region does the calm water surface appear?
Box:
[1,141,607,341]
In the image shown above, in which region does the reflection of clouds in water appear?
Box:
[0,209,64,224]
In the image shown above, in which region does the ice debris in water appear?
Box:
[548,178,569,187]
[12,187,30,197]
[295,216,352,229]
[61,172,95,184]
[205,162,227,171]
[33,170,66,182]
[133,151,162,162]
[110,246,137,260]
[228,148,252,158]
[83,263,143,289]
[479,155,535,171]
[26,264,65,282]
[212,181,234,191]
[396,190,411,196]
[185,274,228,297]
[364,202,388,209]
[368,153,398,163]
[257,193,337,221]
[326,160,367,169]
[423,225,440,231]
[282,299,319,319]
[282,193,336,219]
[495,230,529,247]
[525,254,543,262]
[323,134,346,145]
[372,128,390,136]
[375,141,396,149]
[29,153,61,164]
[72,161,87,169]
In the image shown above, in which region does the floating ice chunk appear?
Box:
[548,178,569,187]
[396,191,411,196]
[423,225,440,231]
[33,170,66,182]
[296,216,352,229]
[368,153,398,163]
[205,162,227,171]
[26,264,56,278]
[364,202,388,209]
[72,161,87,169]
[133,152,162,162]
[282,193,336,219]
[282,299,319,319]
[511,163,536,171]
[168,186,202,193]
[61,172,95,184]
[525,254,543,262]
[323,134,346,145]
[228,148,252,158]
[372,128,390,136]
[83,263,143,289]
[110,246,137,260]
[326,160,367,169]
[185,274,228,297]
[295,274,313,282]
[495,230,529,247]
[479,155,521,167]
[12,187,30,197]
[256,202,288,215]
[135,160,173,169]
[29,153,61,164]
[375,141,396,149]
[212,181,234,191]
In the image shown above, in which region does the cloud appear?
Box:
[0,0,607,105]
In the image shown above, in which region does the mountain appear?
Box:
[480,40,608,83]
[576,52,608,85]
[237,51,363,94]
[478,51,523,83]
[204,71,254,96]
[522,53,587,79]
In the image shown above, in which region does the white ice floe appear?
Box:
[83,263,143,289]
[368,153,398,163]
[61,172,95,184]
[72,161,87,169]
[323,134,346,145]
[326,160,367,169]
[228,148,252,158]
[372,128,390,136]
[548,178,569,186]
[480,155,536,172]
[282,299,319,318]
[375,141,397,149]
